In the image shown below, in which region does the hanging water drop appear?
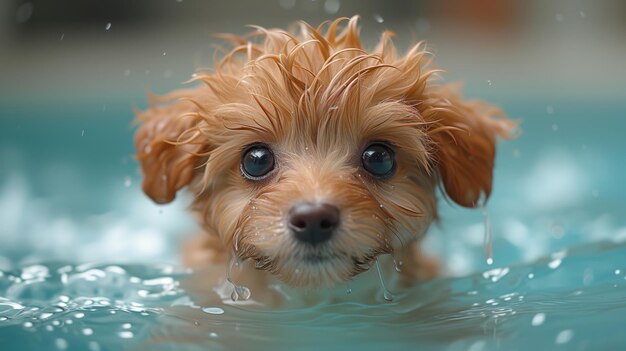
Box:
[375,258,394,302]
[483,207,493,265]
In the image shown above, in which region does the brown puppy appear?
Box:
[135,16,514,291]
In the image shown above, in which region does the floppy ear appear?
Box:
[134,90,207,204]
[426,88,516,208]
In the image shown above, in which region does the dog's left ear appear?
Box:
[426,88,516,208]
[134,91,207,204]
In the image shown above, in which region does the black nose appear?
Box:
[288,202,340,245]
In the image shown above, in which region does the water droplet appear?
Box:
[105,22,112,31]
[373,14,384,23]
[393,259,402,272]
[118,331,134,339]
[548,259,562,269]
[202,307,225,315]
[483,207,493,265]
[40,312,54,319]
[323,0,340,14]
[82,328,94,336]
[531,313,546,326]
[555,329,574,344]
[375,258,394,302]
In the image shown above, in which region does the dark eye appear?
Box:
[361,143,395,178]
[241,144,275,179]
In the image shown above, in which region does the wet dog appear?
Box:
[135,16,514,293]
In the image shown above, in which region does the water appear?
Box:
[1,241,625,350]
[1,95,626,350]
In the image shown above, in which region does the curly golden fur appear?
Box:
[135,16,514,288]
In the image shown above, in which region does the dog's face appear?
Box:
[135,17,513,287]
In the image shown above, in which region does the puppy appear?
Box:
[135,17,514,294]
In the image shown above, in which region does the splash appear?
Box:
[226,256,251,301]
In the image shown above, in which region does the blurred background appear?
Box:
[1,0,625,274]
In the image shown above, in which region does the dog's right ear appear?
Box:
[134,91,207,204]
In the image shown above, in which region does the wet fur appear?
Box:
[135,17,515,288]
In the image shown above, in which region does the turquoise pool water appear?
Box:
[1,97,625,349]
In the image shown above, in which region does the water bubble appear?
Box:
[323,0,340,14]
[531,313,546,326]
[55,338,68,350]
[579,11,586,18]
[162,52,167,56]
[24,321,33,328]
[551,124,559,132]
[88,341,101,351]
[373,14,384,23]
[209,332,218,338]
[60,33,65,41]
[0,316,8,321]
[45,325,54,331]
[123,68,131,77]
[555,13,564,22]
[122,323,132,329]
[528,273,535,279]
[231,286,251,301]
[124,176,132,188]
[546,105,554,114]
[615,269,621,275]
[202,307,225,315]
[105,22,112,31]
[118,331,134,339]
[82,328,94,336]
[487,80,492,86]
[555,329,574,344]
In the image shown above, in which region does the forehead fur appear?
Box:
[176,16,439,178]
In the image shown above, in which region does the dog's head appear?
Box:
[135,17,514,287]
